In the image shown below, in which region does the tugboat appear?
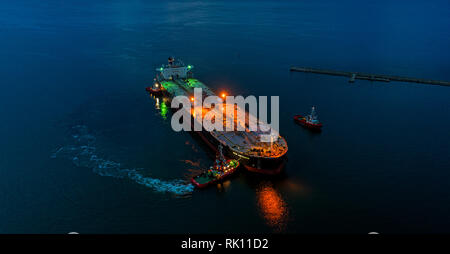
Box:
[146,79,164,96]
[294,106,323,130]
[191,144,240,188]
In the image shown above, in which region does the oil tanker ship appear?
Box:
[150,58,288,174]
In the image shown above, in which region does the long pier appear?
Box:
[290,67,450,87]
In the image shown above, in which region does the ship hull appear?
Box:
[145,86,164,96]
[194,128,287,174]
[166,99,287,174]
[294,115,323,131]
[158,74,288,175]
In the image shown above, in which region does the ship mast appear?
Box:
[310,106,318,121]
[215,144,226,170]
[168,56,174,67]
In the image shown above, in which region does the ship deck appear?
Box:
[160,80,187,97]
[166,78,288,159]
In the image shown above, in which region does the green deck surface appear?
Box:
[161,80,187,97]
[185,78,215,95]
[163,78,214,97]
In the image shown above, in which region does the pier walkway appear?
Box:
[290,67,450,87]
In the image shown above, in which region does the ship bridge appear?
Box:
[157,58,193,80]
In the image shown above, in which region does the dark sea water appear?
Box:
[1,0,449,233]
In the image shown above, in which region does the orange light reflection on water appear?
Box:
[256,183,288,231]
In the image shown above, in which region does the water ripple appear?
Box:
[51,125,194,196]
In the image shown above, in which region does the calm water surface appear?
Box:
[0,0,449,233]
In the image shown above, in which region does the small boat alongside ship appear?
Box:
[294,106,323,131]
[191,144,240,188]
[146,81,164,96]
[147,57,288,175]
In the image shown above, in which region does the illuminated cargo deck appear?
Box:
[175,78,288,159]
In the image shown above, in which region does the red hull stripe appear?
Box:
[293,115,323,128]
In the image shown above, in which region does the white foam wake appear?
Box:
[51,125,194,196]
